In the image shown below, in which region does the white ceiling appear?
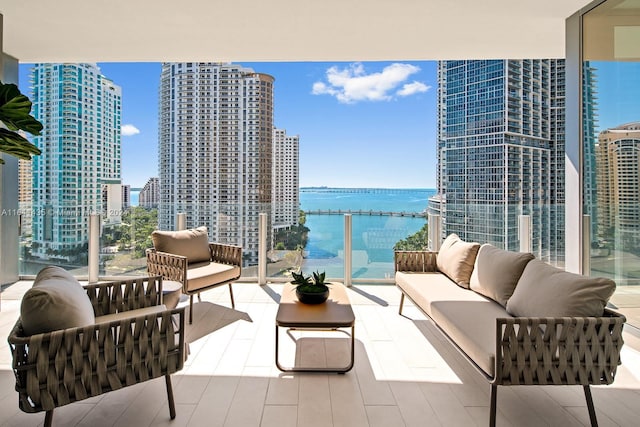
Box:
[0,0,594,63]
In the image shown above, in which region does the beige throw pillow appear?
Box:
[436,234,480,288]
[152,226,211,263]
[506,259,616,317]
[20,266,95,336]
[470,244,534,306]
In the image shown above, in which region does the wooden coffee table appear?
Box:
[275,282,355,373]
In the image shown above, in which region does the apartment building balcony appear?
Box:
[3,1,640,425]
[1,278,640,426]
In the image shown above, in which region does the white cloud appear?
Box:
[397,81,430,97]
[311,63,429,103]
[121,124,140,136]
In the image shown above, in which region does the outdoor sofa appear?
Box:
[395,234,626,427]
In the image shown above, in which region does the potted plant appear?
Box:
[291,270,330,304]
[0,80,43,164]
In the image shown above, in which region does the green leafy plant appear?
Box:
[312,270,326,286]
[0,80,43,164]
[291,271,312,286]
[291,270,328,293]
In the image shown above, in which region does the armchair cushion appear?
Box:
[436,233,480,288]
[94,304,167,324]
[186,261,241,292]
[152,226,211,263]
[506,259,616,317]
[20,266,95,336]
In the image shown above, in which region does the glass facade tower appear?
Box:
[31,63,122,260]
[430,60,566,262]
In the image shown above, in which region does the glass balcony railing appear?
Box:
[15,199,640,327]
[18,201,428,282]
[18,201,556,279]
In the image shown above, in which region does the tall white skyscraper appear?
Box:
[273,127,299,231]
[139,177,160,209]
[158,63,275,263]
[596,122,640,251]
[31,63,122,260]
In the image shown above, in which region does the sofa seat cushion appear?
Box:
[186,261,241,293]
[396,271,490,318]
[20,266,96,336]
[470,244,534,307]
[430,299,510,378]
[95,305,167,324]
[436,234,480,288]
[507,259,616,317]
[152,226,211,264]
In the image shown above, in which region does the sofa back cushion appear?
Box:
[20,266,96,336]
[470,244,534,307]
[506,259,616,317]
[152,226,211,263]
[436,233,480,288]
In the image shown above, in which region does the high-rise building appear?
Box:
[158,63,274,263]
[596,122,640,251]
[273,127,299,230]
[429,60,566,262]
[139,177,160,209]
[31,63,122,259]
[18,159,33,236]
[102,181,123,225]
[121,184,131,210]
[583,62,599,241]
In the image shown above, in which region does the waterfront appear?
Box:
[300,188,434,279]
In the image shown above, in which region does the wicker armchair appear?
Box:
[147,227,242,324]
[8,276,186,427]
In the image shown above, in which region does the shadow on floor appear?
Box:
[185,301,252,343]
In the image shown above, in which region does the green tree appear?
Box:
[394,222,428,251]
[273,209,310,250]
[123,207,158,258]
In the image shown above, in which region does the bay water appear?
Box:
[300,188,435,279]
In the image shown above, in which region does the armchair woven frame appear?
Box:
[7,276,186,427]
[146,242,242,324]
[395,250,626,427]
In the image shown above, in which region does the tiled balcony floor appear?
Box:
[1,282,640,427]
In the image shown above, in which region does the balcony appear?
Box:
[1,280,640,426]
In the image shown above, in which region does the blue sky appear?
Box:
[592,61,640,131]
[20,61,438,189]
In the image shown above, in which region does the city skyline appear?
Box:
[19,61,438,189]
[17,61,640,192]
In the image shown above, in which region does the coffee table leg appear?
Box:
[275,324,355,373]
[275,324,286,372]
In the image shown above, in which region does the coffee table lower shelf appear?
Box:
[275,283,355,374]
[275,324,355,373]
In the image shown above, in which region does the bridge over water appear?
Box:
[303,209,427,218]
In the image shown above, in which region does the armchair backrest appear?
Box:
[151,226,211,263]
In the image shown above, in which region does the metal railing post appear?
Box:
[428,213,442,251]
[344,214,352,287]
[88,213,100,283]
[259,213,267,285]
[518,214,531,253]
[176,213,186,231]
